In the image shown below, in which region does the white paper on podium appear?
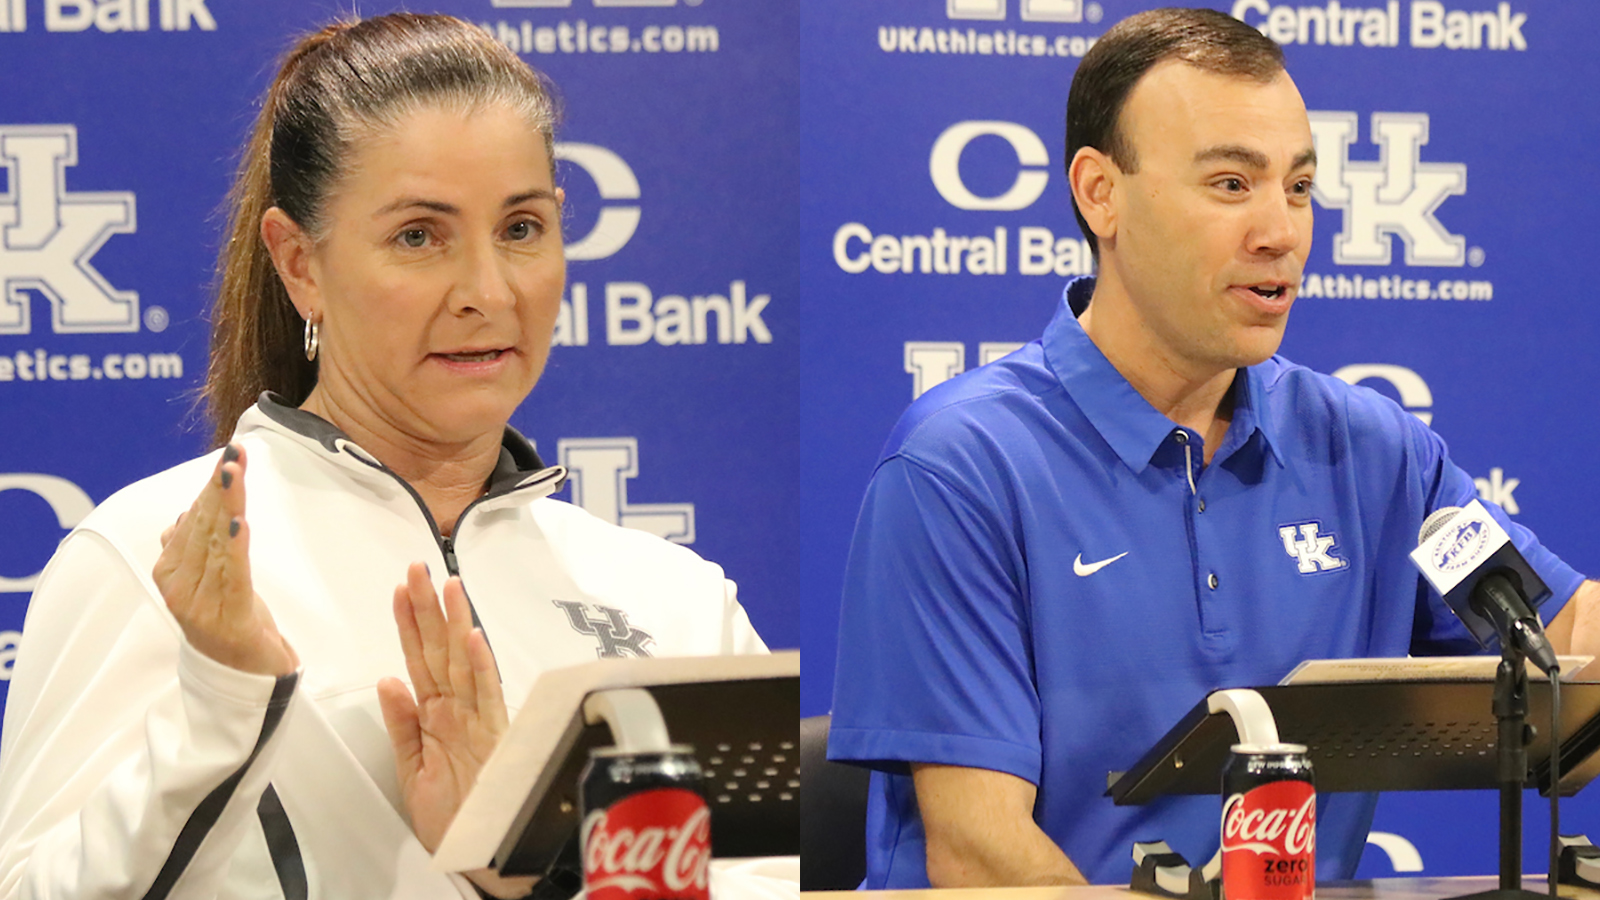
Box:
[431,651,799,874]
[1281,655,1593,685]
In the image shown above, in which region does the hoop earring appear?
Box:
[304,318,320,362]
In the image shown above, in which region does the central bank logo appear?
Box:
[559,437,694,543]
[0,125,138,335]
[1331,363,1433,425]
[554,142,639,261]
[947,0,1101,23]
[1330,363,1522,513]
[930,121,1051,211]
[0,0,216,32]
[1308,112,1468,267]
[0,473,96,592]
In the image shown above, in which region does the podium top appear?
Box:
[1105,680,1600,805]
[433,651,799,874]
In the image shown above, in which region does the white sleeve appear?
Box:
[0,529,299,900]
[719,579,769,655]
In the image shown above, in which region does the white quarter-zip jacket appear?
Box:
[0,396,769,899]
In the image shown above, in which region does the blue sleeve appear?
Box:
[1407,418,1585,654]
[826,454,1043,785]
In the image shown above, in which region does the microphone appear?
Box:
[1409,499,1559,674]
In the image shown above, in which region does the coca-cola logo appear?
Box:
[1221,788,1316,857]
[581,788,711,900]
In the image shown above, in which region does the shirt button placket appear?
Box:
[1178,428,1227,648]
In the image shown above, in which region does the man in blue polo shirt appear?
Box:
[827,7,1600,890]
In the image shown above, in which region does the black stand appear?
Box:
[1449,650,1545,900]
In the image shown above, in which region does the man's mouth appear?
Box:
[1246,284,1288,300]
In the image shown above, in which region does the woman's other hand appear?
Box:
[153,444,299,677]
[378,563,533,895]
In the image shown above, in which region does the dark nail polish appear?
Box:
[220,470,233,489]
[423,562,432,577]
[223,444,240,463]
[229,518,241,538]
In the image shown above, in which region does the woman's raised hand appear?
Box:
[377,564,533,897]
[377,563,513,849]
[152,444,299,677]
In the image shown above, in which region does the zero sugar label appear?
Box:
[1220,780,1316,900]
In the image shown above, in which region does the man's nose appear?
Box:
[1248,190,1304,258]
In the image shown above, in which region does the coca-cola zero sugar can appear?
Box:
[580,747,712,900]
[1220,744,1315,900]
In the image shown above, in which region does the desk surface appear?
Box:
[803,876,1600,900]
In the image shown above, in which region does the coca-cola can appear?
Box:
[1220,744,1315,900]
[579,747,712,900]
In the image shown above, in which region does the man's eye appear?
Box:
[1220,177,1245,192]
[506,220,536,241]
[1292,179,1314,195]
[400,229,428,248]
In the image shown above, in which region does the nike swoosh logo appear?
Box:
[1073,551,1129,577]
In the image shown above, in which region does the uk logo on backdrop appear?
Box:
[1309,112,1470,267]
[559,437,696,544]
[492,0,699,7]
[0,124,140,335]
[945,0,1103,24]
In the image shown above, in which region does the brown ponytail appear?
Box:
[203,15,558,447]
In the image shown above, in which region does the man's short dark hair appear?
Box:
[1066,8,1286,256]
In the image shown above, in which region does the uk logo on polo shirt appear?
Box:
[1278,521,1347,574]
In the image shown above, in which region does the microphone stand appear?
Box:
[1450,640,1546,900]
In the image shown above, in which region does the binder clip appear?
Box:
[1130,841,1220,900]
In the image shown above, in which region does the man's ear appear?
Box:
[260,207,320,320]
[1069,147,1120,247]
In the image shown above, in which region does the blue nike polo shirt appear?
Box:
[828,277,1583,887]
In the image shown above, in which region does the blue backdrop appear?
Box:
[3,0,1598,882]
[799,0,1600,879]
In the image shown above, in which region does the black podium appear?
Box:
[433,653,800,881]
[1108,680,1600,805]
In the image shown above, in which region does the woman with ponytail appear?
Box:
[0,13,771,900]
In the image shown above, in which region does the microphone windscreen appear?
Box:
[1418,505,1464,545]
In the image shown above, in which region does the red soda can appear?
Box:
[1220,744,1315,900]
[579,747,712,900]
